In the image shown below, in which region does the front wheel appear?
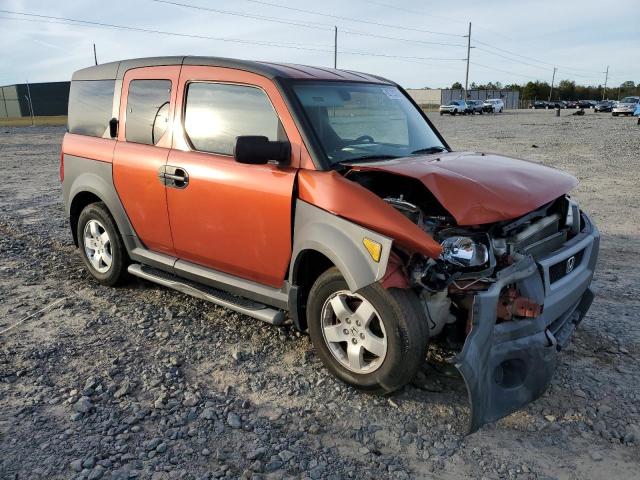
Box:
[307,268,428,393]
[77,202,129,286]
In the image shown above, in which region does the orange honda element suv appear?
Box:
[62,57,599,432]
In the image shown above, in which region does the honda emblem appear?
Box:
[566,256,576,274]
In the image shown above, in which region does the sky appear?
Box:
[0,0,638,89]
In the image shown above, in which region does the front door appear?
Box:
[113,66,180,256]
[166,66,304,288]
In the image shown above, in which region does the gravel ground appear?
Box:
[1,109,639,479]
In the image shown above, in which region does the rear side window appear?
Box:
[184,83,280,155]
[125,80,172,145]
[68,80,115,137]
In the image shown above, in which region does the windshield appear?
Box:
[620,97,639,103]
[292,82,446,165]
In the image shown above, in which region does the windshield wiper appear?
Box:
[411,146,447,155]
[340,154,400,164]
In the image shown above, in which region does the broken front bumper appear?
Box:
[455,213,600,433]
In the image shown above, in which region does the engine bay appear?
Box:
[345,169,582,341]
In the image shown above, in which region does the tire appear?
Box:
[306,267,428,393]
[440,112,443,116]
[451,110,456,116]
[612,113,618,117]
[77,202,129,286]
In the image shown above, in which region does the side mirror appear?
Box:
[234,136,291,166]
[109,118,119,139]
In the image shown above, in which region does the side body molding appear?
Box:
[64,155,138,250]
[290,201,392,292]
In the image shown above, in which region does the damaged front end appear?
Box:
[374,183,600,433]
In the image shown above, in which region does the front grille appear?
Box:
[549,249,584,283]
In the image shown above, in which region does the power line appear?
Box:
[474,46,602,80]
[358,0,517,41]
[470,62,540,80]
[473,39,605,76]
[0,11,336,51]
[152,0,466,38]
[340,29,466,48]
[0,10,464,63]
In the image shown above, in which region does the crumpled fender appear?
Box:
[297,170,442,258]
[350,152,578,225]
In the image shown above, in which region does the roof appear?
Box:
[71,56,393,84]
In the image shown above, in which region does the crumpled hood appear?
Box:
[349,152,577,225]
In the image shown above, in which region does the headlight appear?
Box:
[440,236,489,268]
[565,198,580,235]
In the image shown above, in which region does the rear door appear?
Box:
[112,66,180,256]
[166,66,305,288]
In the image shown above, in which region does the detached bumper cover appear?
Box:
[455,213,600,433]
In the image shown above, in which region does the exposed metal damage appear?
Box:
[344,161,599,432]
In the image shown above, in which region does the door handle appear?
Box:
[159,166,189,189]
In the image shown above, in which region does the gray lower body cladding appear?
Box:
[455,213,600,433]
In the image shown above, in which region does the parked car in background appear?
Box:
[577,100,595,109]
[547,100,566,109]
[466,100,484,114]
[483,98,504,113]
[530,101,548,109]
[439,100,467,115]
[612,96,640,116]
[594,100,616,112]
[564,101,578,108]
[62,55,599,434]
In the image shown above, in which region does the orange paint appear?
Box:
[165,66,301,287]
[112,66,182,256]
[350,152,577,226]
[62,133,115,163]
[297,170,443,258]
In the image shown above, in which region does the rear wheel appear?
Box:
[307,268,428,393]
[77,202,129,286]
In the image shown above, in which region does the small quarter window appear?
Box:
[184,83,282,155]
[125,80,172,145]
[68,80,115,137]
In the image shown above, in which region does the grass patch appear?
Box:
[0,116,67,127]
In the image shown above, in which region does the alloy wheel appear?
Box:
[320,290,387,374]
[83,219,112,273]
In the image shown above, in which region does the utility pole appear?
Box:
[548,67,557,102]
[464,22,471,100]
[25,79,35,127]
[333,27,337,69]
[93,43,98,65]
[602,65,609,100]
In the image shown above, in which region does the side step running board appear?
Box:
[128,264,285,326]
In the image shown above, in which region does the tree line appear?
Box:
[448,80,640,100]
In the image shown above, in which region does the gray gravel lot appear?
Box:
[1,109,639,479]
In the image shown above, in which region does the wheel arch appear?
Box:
[289,249,335,331]
[64,156,136,249]
[288,201,393,330]
[69,190,103,246]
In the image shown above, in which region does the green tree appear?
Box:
[451,82,463,89]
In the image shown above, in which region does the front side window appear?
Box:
[292,82,446,166]
[184,83,281,155]
[125,80,172,145]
